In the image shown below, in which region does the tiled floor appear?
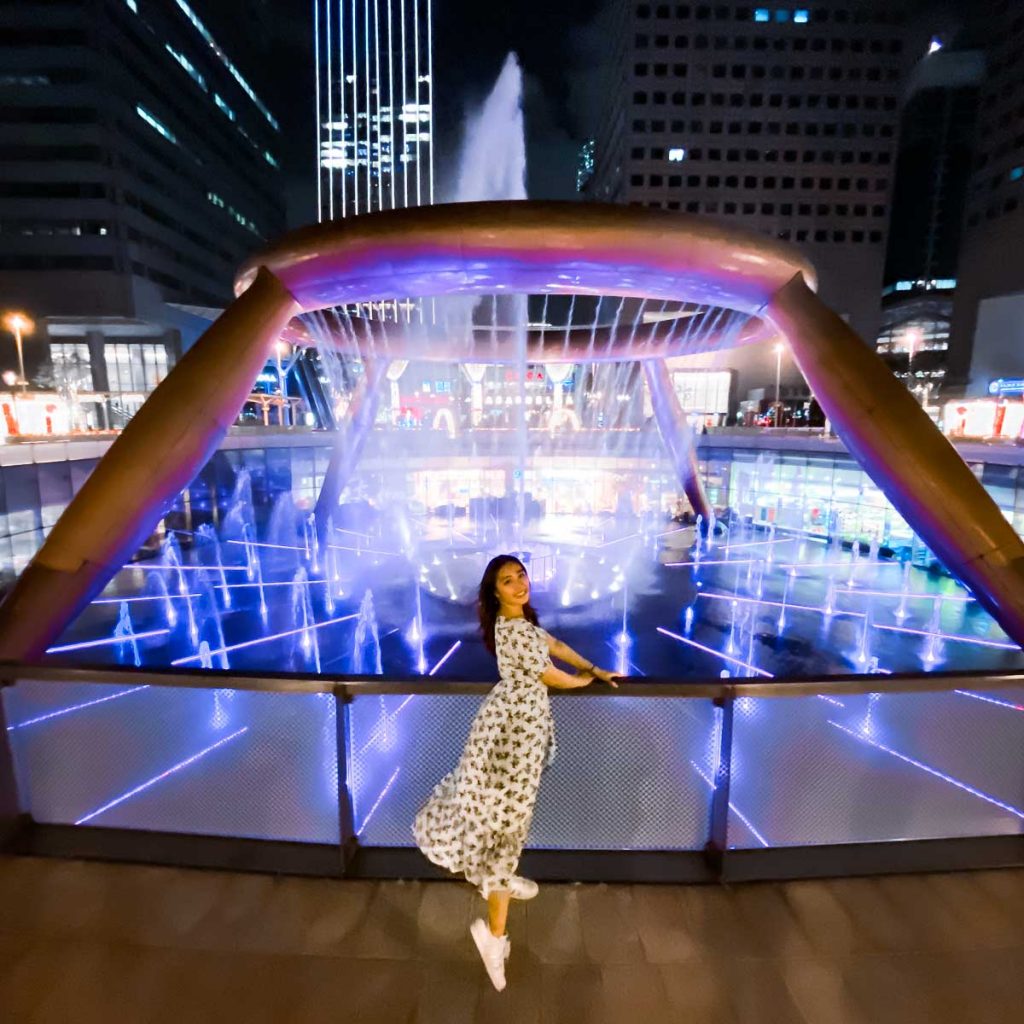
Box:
[1,856,1022,1022]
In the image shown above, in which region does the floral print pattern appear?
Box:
[413,616,555,896]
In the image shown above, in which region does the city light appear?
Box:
[3,310,33,390]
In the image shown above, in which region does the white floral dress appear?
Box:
[413,615,556,896]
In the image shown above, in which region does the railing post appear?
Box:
[703,693,735,880]
[334,684,358,875]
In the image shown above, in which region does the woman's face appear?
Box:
[494,561,530,610]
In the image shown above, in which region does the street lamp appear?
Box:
[903,326,922,374]
[773,342,784,426]
[3,311,34,393]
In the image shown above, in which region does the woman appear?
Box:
[413,554,618,992]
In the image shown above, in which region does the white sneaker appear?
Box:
[470,918,508,992]
[508,875,539,901]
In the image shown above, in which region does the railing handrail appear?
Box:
[2,660,1022,700]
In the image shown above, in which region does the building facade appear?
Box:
[875,47,982,404]
[314,0,434,220]
[948,2,1024,395]
[0,0,285,422]
[585,1,927,356]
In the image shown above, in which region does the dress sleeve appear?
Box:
[496,618,549,677]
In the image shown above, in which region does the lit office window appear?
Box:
[50,343,92,388]
[136,105,177,145]
[668,147,687,162]
[214,94,236,121]
[124,0,138,12]
[104,344,169,394]
[754,8,770,22]
[174,0,280,130]
[165,44,207,91]
[794,9,809,23]
[775,9,790,21]
[263,150,280,168]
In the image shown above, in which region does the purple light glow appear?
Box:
[327,543,402,557]
[6,685,149,731]
[74,726,249,824]
[357,766,401,834]
[357,695,416,756]
[666,557,761,568]
[873,623,1017,649]
[121,564,247,573]
[816,694,847,708]
[657,626,773,677]
[840,586,974,603]
[690,760,770,847]
[47,628,170,654]
[697,591,865,619]
[428,641,462,676]
[93,594,201,604]
[827,720,1024,821]
[171,612,358,665]
[954,690,1024,712]
[226,538,308,552]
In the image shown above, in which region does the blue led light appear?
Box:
[828,720,1024,821]
[74,727,248,825]
[691,761,770,847]
[954,690,1024,712]
[171,612,358,665]
[7,686,149,731]
[428,640,462,676]
[794,9,809,24]
[357,766,401,834]
[48,629,169,654]
[754,8,770,22]
[657,626,774,677]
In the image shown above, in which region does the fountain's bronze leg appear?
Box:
[766,273,1024,647]
[0,268,299,661]
[643,358,712,522]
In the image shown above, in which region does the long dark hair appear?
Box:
[478,554,540,655]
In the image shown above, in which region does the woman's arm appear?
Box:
[541,663,594,690]
[547,635,619,686]
[547,635,594,673]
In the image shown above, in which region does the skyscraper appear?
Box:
[948,3,1024,394]
[584,2,924,346]
[314,0,435,220]
[0,0,285,416]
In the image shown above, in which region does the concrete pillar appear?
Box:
[86,330,109,392]
[0,268,300,661]
[643,358,712,522]
[766,273,1024,649]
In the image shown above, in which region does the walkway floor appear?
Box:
[1,856,1022,1023]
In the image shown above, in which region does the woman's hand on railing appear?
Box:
[589,666,620,688]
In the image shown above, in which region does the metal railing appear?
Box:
[1,663,1022,882]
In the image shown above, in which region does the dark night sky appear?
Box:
[240,0,606,227]
[240,0,964,229]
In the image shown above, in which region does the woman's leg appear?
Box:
[487,890,511,937]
